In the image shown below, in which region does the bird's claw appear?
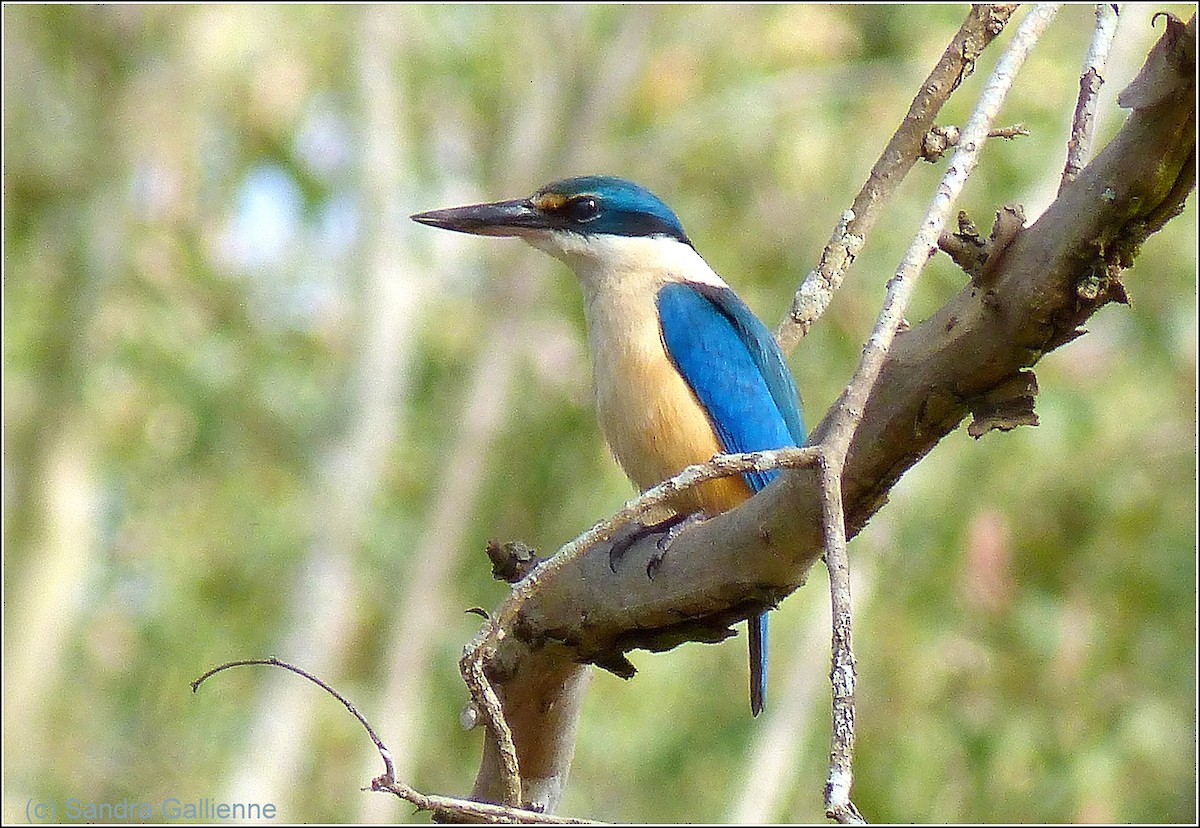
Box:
[645,512,707,580]
[646,548,666,579]
[608,522,647,572]
[608,512,704,575]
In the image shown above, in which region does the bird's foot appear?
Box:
[646,512,708,579]
[608,512,699,573]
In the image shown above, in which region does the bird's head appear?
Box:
[412,176,698,283]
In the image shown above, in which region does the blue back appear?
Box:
[656,281,806,492]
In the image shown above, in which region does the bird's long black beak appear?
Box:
[411,198,549,237]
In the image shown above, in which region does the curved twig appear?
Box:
[194,657,594,824]
[193,657,396,783]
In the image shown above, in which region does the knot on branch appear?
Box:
[966,370,1039,438]
[1075,254,1130,307]
[486,540,544,583]
[921,123,1029,162]
[939,205,1026,284]
[922,124,962,162]
[1039,245,1132,356]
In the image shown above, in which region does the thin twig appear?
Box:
[371,779,601,824]
[1060,3,1122,192]
[817,459,863,825]
[462,653,524,806]
[776,3,1021,351]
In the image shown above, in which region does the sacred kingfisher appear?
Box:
[412,175,806,716]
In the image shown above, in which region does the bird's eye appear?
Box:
[564,196,600,223]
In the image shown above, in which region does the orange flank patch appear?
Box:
[594,310,753,517]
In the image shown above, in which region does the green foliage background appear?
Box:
[3,4,1195,823]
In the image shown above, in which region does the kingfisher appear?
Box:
[412,176,805,716]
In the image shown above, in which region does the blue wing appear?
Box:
[656,281,806,493]
[657,280,805,716]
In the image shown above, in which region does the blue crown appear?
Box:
[534,176,691,245]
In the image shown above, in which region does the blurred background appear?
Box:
[3,4,1195,824]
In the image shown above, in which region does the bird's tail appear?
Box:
[749,611,768,716]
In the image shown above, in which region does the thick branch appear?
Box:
[470,14,1196,816]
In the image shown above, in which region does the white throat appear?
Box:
[524,231,729,299]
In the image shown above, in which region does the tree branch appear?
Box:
[776,3,1020,350]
